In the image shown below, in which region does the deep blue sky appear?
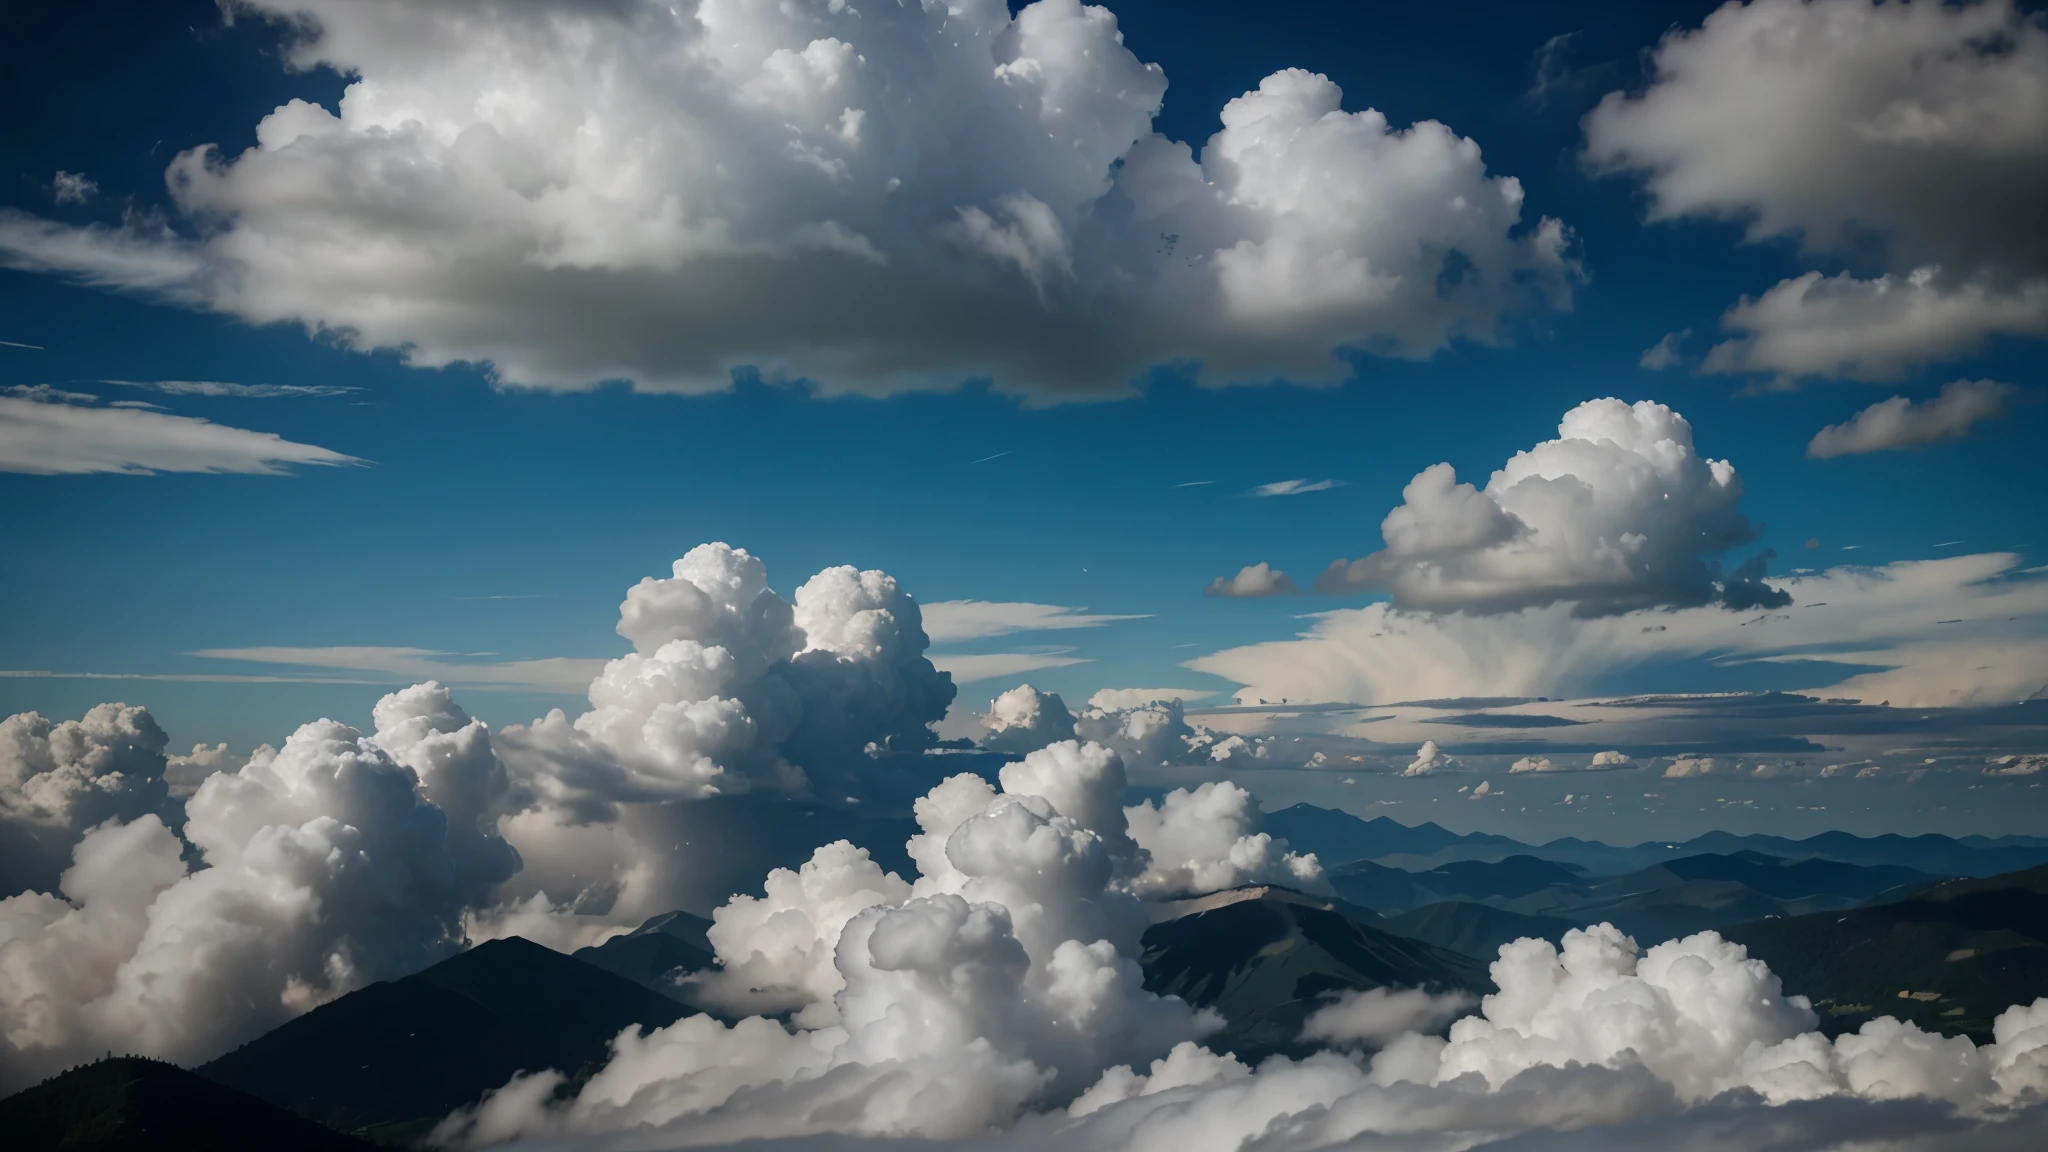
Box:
[1,0,2042,831]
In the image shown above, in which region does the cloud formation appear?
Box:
[1204,562,1298,598]
[0,386,358,475]
[0,0,1576,399]
[1585,0,2048,381]
[1314,399,1779,615]
[1808,379,2017,459]
[921,601,1148,643]
[1194,552,2048,710]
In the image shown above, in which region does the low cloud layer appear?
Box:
[1195,552,2048,710]
[1808,379,2017,459]
[0,0,1576,400]
[1313,399,1781,615]
[1585,0,2048,382]
[0,385,357,475]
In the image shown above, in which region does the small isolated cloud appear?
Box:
[106,379,357,399]
[1251,478,1343,497]
[50,171,96,205]
[1807,379,2016,459]
[1664,756,1716,778]
[1086,687,1213,710]
[1300,986,1477,1047]
[1469,779,1493,798]
[920,601,1147,644]
[1590,750,1632,767]
[927,651,1089,685]
[1205,562,1298,598]
[1508,755,1555,774]
[1638,329,1689,370]
[1315,398,1775,615]
[1404,739,1454,776]
[0,386,359,475]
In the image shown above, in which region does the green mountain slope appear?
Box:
[1,1056,373,1151]
[1721,864,2048,1042]
[199,936,689,1142]
[1140,887,1489,1060]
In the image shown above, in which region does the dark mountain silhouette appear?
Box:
[1,1056,373,1151]
[1383,901,1575,961]
[1140,886,1489,1060]
[573,909,715,1000]
[199,935,689,1143]
[1722,864,2048,1042]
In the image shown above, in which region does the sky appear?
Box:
[2,0,2045,842]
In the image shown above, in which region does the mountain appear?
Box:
[1328,854,1589,915]
[1383,901,1576,961]
[1721,864,2048,1042]
[1656,850,1936,902]
[1263,804,2048,880]
[1,1057,373,1151]
[1264,804,1521,866]
[199,936,690,1143]
[573,910,715,1000]
[1139,886,1489,1060]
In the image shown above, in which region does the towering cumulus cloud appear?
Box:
[1585,0,2048,381]
[1314,398,1784,615]
[0,542,958,1088]
[0,0,1576,398]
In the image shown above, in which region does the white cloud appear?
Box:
[1508,756,1554,774]
[1403,739,1455,776]
[1085,688,1215,710]
[1203,562,1298,598]
[1807,378,2016,459]
[982,684,1078,754]
[0,0,1575,400]
[1300,986,1477,1048]
[1252,479,1343,497]
[1664,756,1717,779]
[1314,398,1780,615]
[190,646,605,694]
[1585,0,2048,381]
[1704,269,2048,382]
[0,705,173,898]
[922,601,1148,643]
[1637,329,1688,370]
[1193,552,2048,709]
[105,379,356,399]
[50,172,95,205]
[932,651,1090,685]
[0,387,358,475]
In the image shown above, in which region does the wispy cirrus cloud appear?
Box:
[105,379,357,399]
[189,646,605,694]
[1251,478,1344,497]
[919,600,1148,644]
[926,650,1089,685]
[0,385,359,475]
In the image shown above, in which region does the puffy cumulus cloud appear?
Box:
[0,386,358,475]
[1204,562,1299,598]
[982,684,1078,754]
[1590,749,1633,767]
[0,0,1576,400]
[164,741,258,799]
[1985,754,2048,777]
[487,916,2048,1147]
[1585,0,2048,381]
[1665,756,1718,778]
[1508,755,1555,774]
[0,704,172,898]
[1404,739,1455,776]
[438,739,1216,1145]
[1808,378,2017,459]
[1124,780,1325,897]
[1069,697,1261,770]
[1192,552,2048,710]
[1301,986,1477,1048]
[1315,399,1782,616]
[0,716,477,1089]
